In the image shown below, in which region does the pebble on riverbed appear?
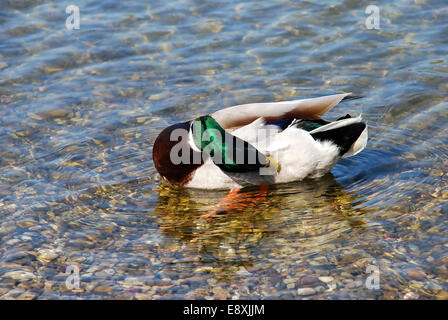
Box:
[297,287,316,296]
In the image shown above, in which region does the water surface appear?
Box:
[0,0,447,299]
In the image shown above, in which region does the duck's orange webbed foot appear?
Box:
[203,185,269,218]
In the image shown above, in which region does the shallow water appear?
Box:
[0,0,447,299]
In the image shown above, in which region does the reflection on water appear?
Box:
[0,0,447,299]
[156,176,368,264]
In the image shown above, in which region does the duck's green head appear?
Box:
[189,115,226,153]
[189,115,269,173]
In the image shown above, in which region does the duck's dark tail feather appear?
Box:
[311,121,367,157]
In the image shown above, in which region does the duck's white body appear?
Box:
[184,93,368,189]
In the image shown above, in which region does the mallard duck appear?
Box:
[153,93,367,189]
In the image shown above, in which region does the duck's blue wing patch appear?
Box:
[266,118,296,131]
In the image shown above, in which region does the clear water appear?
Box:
[0,0,447,299]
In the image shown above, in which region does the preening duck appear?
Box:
[153,93,368,190]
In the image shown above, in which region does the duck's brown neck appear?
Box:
[152,121,204,186]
